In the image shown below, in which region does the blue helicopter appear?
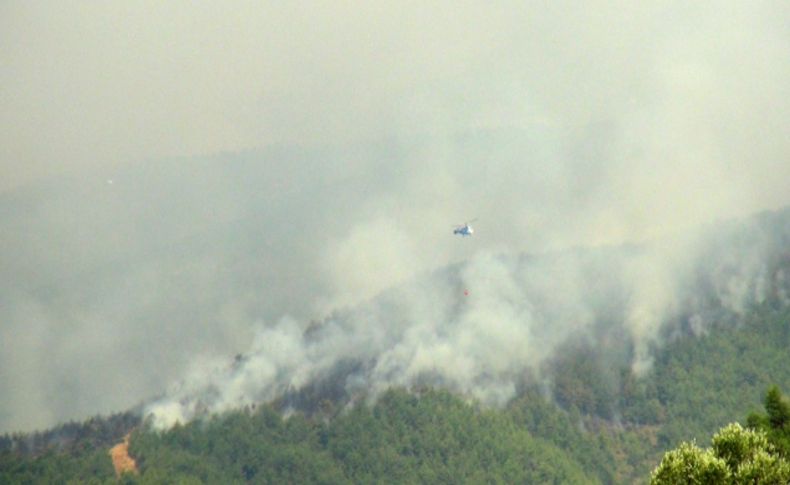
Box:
[453,219,476,237]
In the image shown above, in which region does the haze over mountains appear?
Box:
[3,202,790,484]
[143,205,790,428]
[2,1,789,435]
[2,142,789,434]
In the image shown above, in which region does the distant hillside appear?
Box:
[0,131,562,434]
[3,302,790,484]
[144,205,790,428]
[2,207,790,483]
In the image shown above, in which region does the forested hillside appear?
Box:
[2,300,789,484]
[4,1,789,482]
[2,207,789,483]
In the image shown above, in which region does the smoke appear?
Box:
[2,1,790,432]
[145,213,790,428]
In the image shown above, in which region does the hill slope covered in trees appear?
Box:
[2,297,789,483]
[2,207,790,483]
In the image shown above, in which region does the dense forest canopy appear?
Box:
[3,296,789,483]
[651,387,790,484]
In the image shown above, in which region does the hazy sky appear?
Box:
[1,1,789,432]
[3,2,788,195]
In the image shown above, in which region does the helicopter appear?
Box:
[453,219,476,237]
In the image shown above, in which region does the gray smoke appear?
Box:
[1,1,789,432]
[145,210,790,428]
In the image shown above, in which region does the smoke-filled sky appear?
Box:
[1,1,789,433]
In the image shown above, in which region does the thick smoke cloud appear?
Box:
[146,214,790,428]
[1,1,789,432]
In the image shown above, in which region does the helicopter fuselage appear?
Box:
[453,225,474,236]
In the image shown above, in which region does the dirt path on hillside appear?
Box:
[109,433,138,477]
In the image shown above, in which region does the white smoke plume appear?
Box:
[146,213,790,428]
[2,1,789,432]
